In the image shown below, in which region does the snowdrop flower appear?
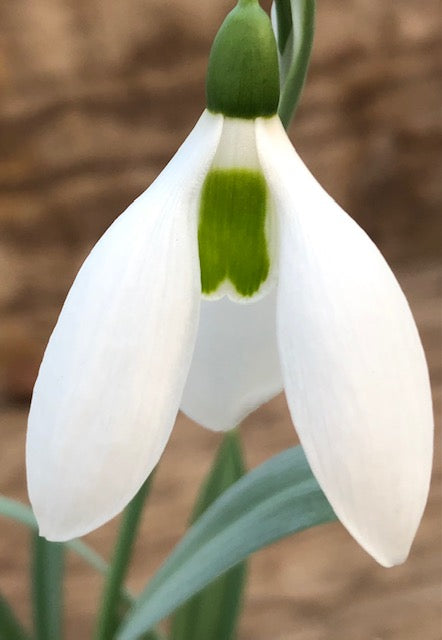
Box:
[27,0,433,566]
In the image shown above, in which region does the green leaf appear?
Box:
[171,431,246,640]
[117,446,336,640]
[0,592,31,640]
[191,431,245,522]
[0,496,135,606]
[31,534,65,640]
[276,0,316,128]
[94,476,154,640]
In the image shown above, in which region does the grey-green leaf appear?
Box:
[31,535,65,640]
[171,431,246,640]
[94,476,154,640]
[0,497,37,529]
[118,446,336,640]
[0,592,31,640]
[0,496,134,605]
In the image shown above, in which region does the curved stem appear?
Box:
[275,0,293,55]
[277,0,316,129]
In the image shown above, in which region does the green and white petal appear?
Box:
[198,117,277,301]
[257,116,433,567]
[181,288,283,431]
[26,111,223,541]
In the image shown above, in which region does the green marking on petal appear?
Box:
[198,168,271,298]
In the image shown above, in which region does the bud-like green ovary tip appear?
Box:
[206,0,280,119]
[198,169,270,298]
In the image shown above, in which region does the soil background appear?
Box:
[0,1,441,638]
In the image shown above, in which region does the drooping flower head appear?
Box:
[27,0,433,567]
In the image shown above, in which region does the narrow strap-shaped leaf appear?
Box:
[0,592,31,640]
[0,497,36,529]
[31,534,65,640]
[276,0,316,129]
[94,476,154,640]
[117,446,336,640]
[0,496,134,606]
[171,430,246,640]
[191,431,245,522]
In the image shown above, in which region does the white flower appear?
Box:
[26,110,433,567]
[26,0,433,566]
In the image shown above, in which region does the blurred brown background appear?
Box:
[0,0,441,638]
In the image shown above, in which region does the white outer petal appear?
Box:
[257,116,434,567]
[181,288,283,431]
[27,111,223,541]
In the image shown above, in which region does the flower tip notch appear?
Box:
[206,0,280,119]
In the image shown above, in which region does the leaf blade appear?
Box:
[31,535,65,640]
[171,431,246,640]
[118,446,336,640]
[0,592,31,640]
[0,496,134,606]
[94,476,154,640]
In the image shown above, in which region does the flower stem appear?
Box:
[277,0,316,129]
[93,474,156,640]
[275,0,293,55]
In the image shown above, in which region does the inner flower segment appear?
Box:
[198,117,274,300]
[198,168,269,297]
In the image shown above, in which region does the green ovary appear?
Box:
[198,168,271,298]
